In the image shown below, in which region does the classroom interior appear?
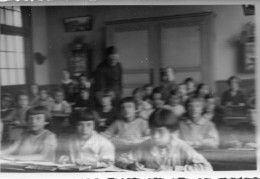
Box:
[0,5,257,172]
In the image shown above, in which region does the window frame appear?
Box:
[0,7,33,93]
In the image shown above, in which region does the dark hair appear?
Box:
[170,89,179,96]
[39,87,49,93]
[184,96,205,111]
[101,89,115,98]
[149,108,179,132]
[80,88,90,93]
[120,97,136,106]
[204,93,216,100]
[143,84,153,89]
[26,106,50,123]
[184,77,195,84]
[152,87,163,95]
[195,83,208,95]
[132,87,144,96]
[227,76,240,86]
[54,88,64,95]
[106,46,117,56]
[17,91,29,101]
[74,109,99,123]
[2,93,13,100]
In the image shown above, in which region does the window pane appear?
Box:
[13,11,22,27]
[0,8,4,24]
[13,6,21,12]
[17,69,25,85]
[9,69,17,85]
[5,9,14,26]
[15,52,24,68]
[15,36,24,52]
[6,35,15,52]
[1,69,9,85]
[0,52,7,68]
[7,52,15,68]
[0,35,6,51]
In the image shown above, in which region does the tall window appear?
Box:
[0,6,30,86]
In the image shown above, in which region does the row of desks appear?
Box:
[0,148,256,172]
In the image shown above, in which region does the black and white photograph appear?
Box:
[0,1,258,176]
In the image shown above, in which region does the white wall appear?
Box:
[42,5,255,84]
[31,7,50,85]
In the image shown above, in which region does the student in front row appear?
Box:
[1,106,57,162]
[102,97,150,147]
[178,97,219,149]
[58,109,115,168]
[116,108,213,171]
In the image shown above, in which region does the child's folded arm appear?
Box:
[200,124,220,148]
[41,133,58,162]
[183,143,213,171]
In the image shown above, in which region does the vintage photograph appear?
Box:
[0,4,257,173]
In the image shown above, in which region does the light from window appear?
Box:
[0,6,22,27]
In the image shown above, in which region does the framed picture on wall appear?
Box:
[238,36,255,73]
[63,16,92,32]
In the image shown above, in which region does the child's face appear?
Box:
[199,85,209,96]
[133,92,142,102]
[163,68,175,82]
[144,87,153,96]
[188,100,203,120]
[101,96,112,107]
[62,70,70,80]
[177,84,187,95]
[151,127,171,147]
[18,95,29,108]
[39,90,48,100]
[55,92,64,102]
[80,91,89,100]
[230,79,239,90]
[169,95,180,106]
[31,85,39,95]
[77,121,95,140]
[80,76,87,83]
[205,98,216,113]
[152,93,165,108]
[108,53,119,66]
[27,114,47,132]
[186,81,195,92]
[121,102,136,120]
[2,97,12,108]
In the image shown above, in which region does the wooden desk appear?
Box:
[0,160,127,172]
[198,148,256,171]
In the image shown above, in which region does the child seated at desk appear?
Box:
[102,97,150,148]
[33,88,54,111]
[132,87,153,120]
[50,89,72,134]
[221,76,246,107]
[9,92,31,142]
[179,97,219,149]
[116,108,213,171]
[151,87,166,109]
[96,89,119,132]
[1,106,57,162]
[29,84,40,107]
[58,109,115,168]
[164,90,185,118]
[73,88,91,110]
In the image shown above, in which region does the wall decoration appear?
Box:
[64,16,92,32]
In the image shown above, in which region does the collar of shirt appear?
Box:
[184,116,207,125]
[76,131,98,149]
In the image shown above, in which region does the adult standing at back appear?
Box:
[94,46,123,103]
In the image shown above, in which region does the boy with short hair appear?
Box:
[151,87,166,109]
[73,88,91,110]
[1,106,57,162]
[58,109,115,168]
[34,88,54,111]
[179,97,219,149]
[164,90,185,117]
[102,97,150,147]
[96,90,119,132]
[116,108,212,171]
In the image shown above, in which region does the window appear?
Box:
[0,6,29,86]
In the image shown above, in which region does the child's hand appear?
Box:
[127,162,145,171]
[75,158,97,167]
[58,155,70,164]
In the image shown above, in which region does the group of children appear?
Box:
[0,67,248,171]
